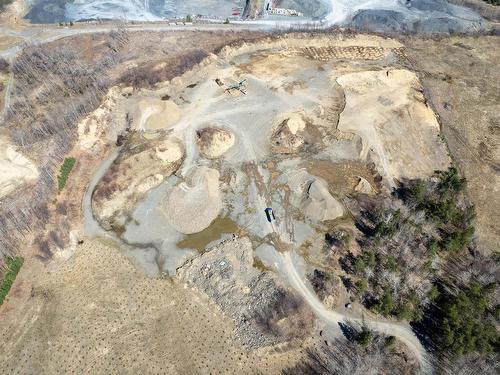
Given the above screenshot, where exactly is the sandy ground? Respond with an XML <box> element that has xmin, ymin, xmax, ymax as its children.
<box><xmin>0</xmin><ymin>135</ymin><xmax>38</xmax><ymax>198</ymax></box>
<box><xmin>92</xmin><ymin>135</ymin><xmax>184</xmax><ymax>231</ymax></box>
<box><xmin>81</xmin><ymin>34</ymin><xmax>447</xmax><ymax>369</ymax></box>
<box><xmin>337</xmin><ymin>68</ymin><xmax>450</xmax><ymax>186</ymax></box>
<box><xmin>0</xmin><ymin>31</ymin><xmax>470</xmax><ymax>374</ymax></box>
<box><xmin>132</xmin><ymin>97</ymin><xmax>181</xmax><ymax>131</ymax></box>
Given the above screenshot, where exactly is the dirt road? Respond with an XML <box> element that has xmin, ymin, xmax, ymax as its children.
<box><xmin>247</xmin><ymin>163</ymin><xmax>431</xmax><ymax>373</ymax></box>
<box><xmin>0</xmin><ymin>19</ymin><xmax>305</xmax><ymax>60</ymax></box>
<box><xmin>240</xmin><ymin>130</ymin><xmax>431</xmax><ymax>373</ymax></box>
<box><xmin>280</xmin><ymin>251</ymin><xmax>431</xmax><ymax>373</ymax></box>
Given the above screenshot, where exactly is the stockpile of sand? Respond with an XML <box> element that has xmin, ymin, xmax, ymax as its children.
<box><xmin>196</xmin><ymin>127</ymin><xmax>235</xmax><ymax>159</ymax></box>
<box><xmin>271</xmin><ymin>113</ymin><xmax>307</xmax><ymax>154</ymax></box>
<box><xmin>0</xmin><ymin>137</ymin><xmax>38</xmax><ymax>198</ymax></box>
<box><xmin>132</xmin><ymin>98</ymin><xmax>181</xmax><ymax>131</ymax></box>
<box><xmin>355</xmin><ymin>176</ymin><xmax>376</xmax><ymax>195</ymax></box>
<box><xmin>301</xmin><ymin>179</ymin><xmax>344</xmax><ymax>222</ymax></box>
<box><xmin>164</xmin><ymin>166</ymin><xmax>221</xmax><ymax>234</ymax></box>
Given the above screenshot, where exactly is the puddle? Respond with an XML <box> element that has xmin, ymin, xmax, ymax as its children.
<box><xmin>252</xmin><ymin>256</ymin><xmax>272</xmax><ymax>272</ymax></box>
<box><xmin>176</xmin><ymin>217</ymin><xmax>239</xmax><ymax>253</ymax></box>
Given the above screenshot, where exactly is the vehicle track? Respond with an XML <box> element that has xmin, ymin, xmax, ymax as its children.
<box><xmin>245</xmin><ymin>141</ymin><xmax>431</xmax><ymax>374</ymax></box>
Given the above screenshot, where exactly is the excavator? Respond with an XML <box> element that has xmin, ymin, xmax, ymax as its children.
<box><xmin>215</xmin><ymin>78</ymin><xmax>247</xmax><ymax>95</ymax></box>
<box><xmin>224</xmin><ymin>79</ymin><xmax>247</xmax><ymax>95</ymax></box>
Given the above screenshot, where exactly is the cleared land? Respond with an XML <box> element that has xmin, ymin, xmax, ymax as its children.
<box><xmin>0</xmin><ymin>238</ymin><xmax>302</xmax><ymax>374</ymax></box>
<box><xmin>0</xmin><ymin>30</ymin><xmax>498</xmax><ymax>374</ymax></box>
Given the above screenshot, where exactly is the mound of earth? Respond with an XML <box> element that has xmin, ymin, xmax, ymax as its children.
<box><xmin>0</xmin><ymin>138</ymin><xmax>39</xmax><ymax>198</ymax></box>
<box><xmin>92</xmin><ymin>136</ymin><xmax>184</xmax><ymax>231</ymax></box>
<box><xmin>277</xmin><ymin>0</ymin><xmax>331</xmax><ymax>18</ymax></box>
<box><xmin>132</xmin><ymin>98</ymin><xmax>181</xmax><ymax>131</ymax></box>
<box><xmin>301</xmin><ymin>178</ymin><xmax>344</xmax><ymax>221</ymax></box>
<box><xmin>177</xmin><ymin>237</ymin><xmax>315</xmax><ymax>348</ymax></box>
<box><xmin>196</xmin><ymin>127</ymin><xmax>235</xmax><ymax>159</ymax></box>
<box><xmin>346</xmin><ymin>0</ymin><xmax>487</xmax><ymax>34</ymax></box>
<box><xmin>336</xmin><ymin>69</ymin><xmax>450</xmax><ymax>185</ymax></box>
<box><xmin>354</xmin><ymin>176</ymin><xmax>376</xmax><ymax>195</ymax></box>
<box><xmin>164</xmin><ymin>166</ymin><xmax>221</xmax><ymax>234</ymax></box>
<box><xmin>271</xmin><ymin>113</ymin><xmax>307</xmax><ymax>154</ymax></box>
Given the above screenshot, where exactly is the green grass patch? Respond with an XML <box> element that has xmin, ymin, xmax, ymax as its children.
<box><xmin>57</xmin><ymin>157</ymin><xmax>76</xmax><ymax>191</ymax></box>
<box><xmin>0</xmin><ymin>256</ymin><xmax>24</xmax><ymax>306</ymax></box>
<box><xmin>384</xmin><ymin>335</ymin><xmax>397</xmax><ymax>350</ymax></box>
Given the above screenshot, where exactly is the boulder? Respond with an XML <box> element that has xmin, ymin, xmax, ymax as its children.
<box><xmin>301</xmin><ymin>179</ymin><xmax>343</xmax><ymax>221</ymax></box>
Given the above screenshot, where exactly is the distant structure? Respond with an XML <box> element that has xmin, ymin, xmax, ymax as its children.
<box><xmin>265</xmin><ymin>1</ymin><xmax>303</xmax><ymax>17</ymax></box>
<box><xmin>268</xmin><ymin>8</ymin><xmax>303</xmax><ymax>17</ymax></box>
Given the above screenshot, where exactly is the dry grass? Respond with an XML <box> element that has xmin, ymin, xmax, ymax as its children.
<box><xmin>402</xmin><ymin>34</ymin><xmax>500</xmax><ymax>254</ymax></box>
<box><xmin>0</xmin><ymin>238</ymin><xmax>302</xmax><ymax>374</ymax></box>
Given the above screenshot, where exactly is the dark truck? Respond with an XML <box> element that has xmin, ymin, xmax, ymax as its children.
<box><xmin>264</xmin><ymin>207</ymin><xmax>276</xmax><ymax>223</ymax></box>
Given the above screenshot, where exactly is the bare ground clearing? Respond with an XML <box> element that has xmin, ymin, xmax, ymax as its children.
<box><xmin>1</xmin><ymin>30</ymin><xmax>498</xmax><ymax>374</ymax></box>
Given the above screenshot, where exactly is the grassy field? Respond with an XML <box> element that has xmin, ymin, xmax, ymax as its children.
<box><xmin>0</xmin><ymin>256</ymin><xmax>24</xmax><ymax>306</ymax></box>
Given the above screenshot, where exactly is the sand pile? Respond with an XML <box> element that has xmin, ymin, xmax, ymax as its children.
<box><xmin>196</xmin><ymin>127</ymin><xmax>235</xmax><ymax>159</ymax></box>
<box><xmin>132</xmin><ymin>98</ymin><xmax>181</xmax><ymax>131</ymax></box>
<box><xmin>336</xmin><ymin>69</ymin><xmax>449</xmax><ymax>185</ymax></box>
<box><xmin>301</xmin><ymin>179</ymin><xmax>344</xmax><ymax>222</ymax></box>
<box><xmin>271</xmin><ymin>113</ymin><xmax>307</xmax><ymax>154</ymax></box>
<box><xmin>355</xmin><ymin>176</ymin><xmax>376</xmax><ymax>195</ymax></box>
<box><xmin>92</xmin><ymin>136</ymin><xmax>184</xmax><ymax>231</ymax></box>
<box><xmin>0</xmin><ymin>138</ymin><xmax>38</xmax><ymax>198</ymax></box>
<box><xmin>164</xmin><ymin>166</ymin><xmax>221</xmax><ymax>234</ymax></box>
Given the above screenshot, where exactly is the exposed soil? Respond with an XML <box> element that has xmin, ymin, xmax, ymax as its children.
<box><xmin>196</xmin><ymin>126</ymin><xmax>236</xmax><ymax>159</ymax></box>
<box><xmin>0</xmin><ymin>135</ymin><xmax>38</xmax><ymax>198</ymax></box>
<box><xmin>305</xmin><ymin>160</ymin><xmax>378</xmax><ymax>195</ymax></box>
<box><xmin>92</xmin><ymin>135</ymin><xmax>184</xmax><ymax>232</ymax></box>
<box><xmin>2</xmin><ymin>30</ymin><xmax>494</xmax><ymax>374</ymax></box>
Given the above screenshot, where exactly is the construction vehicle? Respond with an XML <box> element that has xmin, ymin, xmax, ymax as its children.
<box><xmin>224</xmin><ymin>79</ymin><xmax>247</xmax><ymax>95</ymax></box>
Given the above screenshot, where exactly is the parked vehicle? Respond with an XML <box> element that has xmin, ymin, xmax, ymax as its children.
<box><xmin>264</xmin><ymin>207</ymin><xmax>276</xmax><ymax>223</ymax></box>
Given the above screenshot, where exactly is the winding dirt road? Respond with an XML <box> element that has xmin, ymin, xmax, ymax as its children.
<box><xmin>239</xmin><ymin>145</ymin><xmax>431</xmax><ymax>372</ymax></box>
<box><xmin>280</xmin><ymin>252</ymin><xmax>431</xmax><ymax>373</ymax></box>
